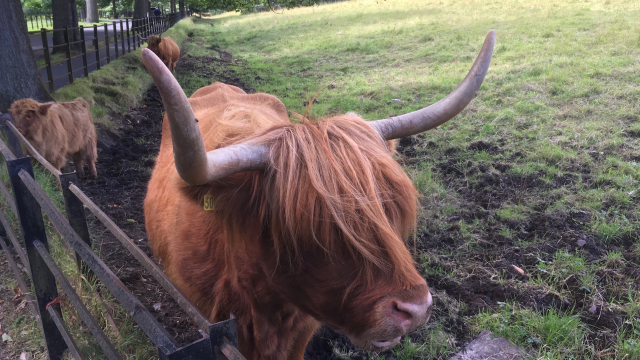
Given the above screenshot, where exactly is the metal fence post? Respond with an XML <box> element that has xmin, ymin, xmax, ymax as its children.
<box><xmin>120</xmin><ymin>20</ymin><xmax>125</xmax><ymax>55</ymax></box>
<box><xmin>113</xmin><ymin>22</ymin><xmax>119</xmax><ymax>59</ymax></box>
<box><xmin>80</xmin><ymin>25</ymin><xmax>89</xmax><ymax>77</ymax></box>
<box><xmin>93</xmin><ymin>24</ymin><xmax>101</xmax><ymax>70</ymax></box>
<box><xmin>41</xmin><ymin>29</ymin><xmax>55</xmax><ymax>92</ymax></box>
<box><xmin>7</xmin><ymin>157</ymin><xmax>67</xmax><ymax>360</ymax></box>
<box><xmin>63</xmin><ymin>27</ymin><xmax>74</xmax><ymax>84</ymax></box>
<box><xmin>104</xmin><ymin>23</ymin><xmax>111</xmax><ymax>64</ymax></box>
<box><xmin>59</xmin><ymin>173</ymin><xmax>95</xmax><ymax>280</ymax></box>
<box><xmin>209</xmin><ymin>319</ymin><xmax>239</xmax><ymax>359</ymax></box>
<box><xmin>126</xmin><ymin>18</ymin><xmax>132</xmax><ymax>51</ymax></box>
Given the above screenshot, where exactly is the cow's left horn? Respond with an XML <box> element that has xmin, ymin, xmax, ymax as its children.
<box><xmin>370</xmin><ymin>30</ymin><xmax>495</xmax><ymax>140</ymax></box>
<box><xmin>141</xmin><ymin>48</ymin><xmax>268</xmax><ymax>185</ymax></box>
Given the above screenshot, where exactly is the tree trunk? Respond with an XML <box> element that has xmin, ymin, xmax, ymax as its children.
<box><xmin>179</xmin><ymin>0</ymin><xmax>184</xmax><ymax>17</ymax></box>
<box><xmin>170</xmin><ymin>0</ymin><xmax>176</xmax><ymax>14</ymax></box>
<box><xmin>134</xmin><ymin>0</ymin><xmax>148</xmax><ymax>19</ymax></box>
<box><xmin>112</xmin><ymin>0</ymin><xmax>118</xmax><ymax>19</ymax></box>
<box><xmin>52</xmin><ymin>0</ymin><xmax>80</xmax><ymax>52</ymax></box>
<box><xmin>0</xmin><ymin>0</ymin><xmax>52</xmax><ymax>112</ymax></box>
<box><xmin>86</xmin><ymin>0</ymin><xmax>99</xmax><ymax>23</ymax></box>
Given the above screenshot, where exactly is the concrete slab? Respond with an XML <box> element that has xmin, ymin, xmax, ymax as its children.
<box><xmin>450</xmin><ymin>331</ymin><xmax>529</xmax><ymax>360</ymax></box>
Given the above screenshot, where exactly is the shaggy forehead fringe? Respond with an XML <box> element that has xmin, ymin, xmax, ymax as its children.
<box><xmin>261</xmin><ymin>115</ymin><xmax>419</xmax><ymax>279</ymax></box>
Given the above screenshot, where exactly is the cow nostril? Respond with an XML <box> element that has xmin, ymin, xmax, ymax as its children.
<box><xmin>388</xmin><ymin>300</ymin><xmax>414</xmax><ymax>328</ymax></box>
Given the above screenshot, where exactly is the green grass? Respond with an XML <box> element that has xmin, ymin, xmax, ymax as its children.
<box><xmin>473</xmin><ymin>303</ymin><xmax>589</xmax><ymax>359</ymax></box>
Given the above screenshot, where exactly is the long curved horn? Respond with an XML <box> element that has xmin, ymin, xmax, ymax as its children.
<box><xmin>370</xmin><ymin>30</ymin><xmax>495</xmax><ymax>140</ymax></box>
<box><xmin>140</xmin><ymin>48</ymin><xmax>268</xmax><ymax>185</ymax></box>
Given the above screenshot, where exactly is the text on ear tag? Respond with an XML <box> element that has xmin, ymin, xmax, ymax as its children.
<box><xmin>204</xmin><ymin>194</ymin><xmax>215</xmax><ymax>211</ymax></box>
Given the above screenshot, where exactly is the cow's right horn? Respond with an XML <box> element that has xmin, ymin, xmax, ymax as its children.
<box><xmin>138</xmin><ymin>34</ymin><xmax>148</xmax><ymax>41</ymax></box>
<box><xmin>370</xmin><ymin>30</ymin><xmax>495</xmax><ymax>140</ymax></box>
<box><xmin>140</xmin><ymin>48</ymin><xmax>268</xmax><ymax>185</ymax></box>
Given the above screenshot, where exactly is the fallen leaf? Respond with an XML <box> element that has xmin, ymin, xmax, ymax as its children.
<box><xmin>20</xmin><ymin>352</ymin><xmax>29</xmax><ymax>360</ymax></box>
<box><xmin>2</xmin><ymin>333</ymin><xmax>12</xmax><ymax>342</ymax></box>
<box><xmin>13</xmin><ymin>286</ymin><xmax>23</xmax><ymax>297</ymax></box>
<box><xmin>577</xmin><ymin>239</ymin><xmax>586</xmax><ymax>247</ymax></box>
<box><xmin>588</xmin><ymin>304</ymin><xmax>597</xmax><ymax>314</ymax></box>
<box><xmin>16</xmin><ymin>300</ymin><xmax>26</xmax><ymax>311</ymax></box>
<box><xmin>152</xmin><ymin>303</ymin><xmax>162</xmax><ymax>311</ymax></box>
<box><xmin>512</xmin><ymin>265</ymin><xmax>525</xmax><ymax>275</ymax></box>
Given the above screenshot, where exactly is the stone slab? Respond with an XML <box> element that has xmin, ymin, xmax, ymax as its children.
<box><xmin>449</xmin><ymin>330</ymin><xmax>528</xmax><ymax>360</ymax></box>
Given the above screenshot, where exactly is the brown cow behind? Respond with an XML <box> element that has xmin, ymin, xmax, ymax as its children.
<box><xmin>142</xmin><ymin>30</ymin><xmax>494</xmax><ymax>360</ymax></box>
<box><xmin>9</xmin><ymin>98</ymin><xmax>97</xmax><ymax>178</ymax></box>
<box><xmin>146</xmin><ymin>35</ymin><xmax>180</xmax><ymax>72</ymax></box>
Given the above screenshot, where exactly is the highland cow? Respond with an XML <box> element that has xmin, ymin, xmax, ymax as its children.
<box><xmin>9</xmin><ymin>98</ymin><xmax>97</xmax><ymax>178</ymax></box>
<box><xmin>146</xmin><ymin>35</ymin><xmax>180</xmax><ymax>72</ymax></box>
<box><xmin>142</xmin><ymin>31</ymin><xmax>494</xmax><ymax>360</ymax></box>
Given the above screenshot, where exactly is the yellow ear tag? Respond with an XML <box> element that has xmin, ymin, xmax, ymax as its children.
<box><xmin>204</xmin><ymin>194</ymin><xmax>215</xmax><ymax>211</ymax></box>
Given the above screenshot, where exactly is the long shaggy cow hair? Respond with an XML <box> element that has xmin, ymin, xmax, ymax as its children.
<box><xmin>146</xmin><ymin>83</ymin><xmax>427</xmax><ymax>359</ymax></box>
<box><xmin>9</xmin><ymin>98</ymin><xmax>98</xmax><ymax>178</ymax></box>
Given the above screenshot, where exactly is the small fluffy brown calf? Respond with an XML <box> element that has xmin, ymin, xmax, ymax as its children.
<box><xmin>9</xmin><ymin>98</ymin><xmax>98</xmax><ymax>178</ymax></box>
<box><xmin>146</xmin><ymin>35</ymin><xmax>180</xmax><ymax>72</ymax></box>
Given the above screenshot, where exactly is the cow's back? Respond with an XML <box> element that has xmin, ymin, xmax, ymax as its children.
<box><xmin>56</xmin><ymin>98</ymin><xmax>96</xmax><ymax>154</ymax></box>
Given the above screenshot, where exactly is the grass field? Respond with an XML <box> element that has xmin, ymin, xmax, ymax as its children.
<box><xmin>177</xmin><ymin>0</ymin><xmax>640</xmax><ymax>358</ymax></box>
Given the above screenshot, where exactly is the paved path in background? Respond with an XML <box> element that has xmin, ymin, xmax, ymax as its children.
<box><xmin>29</xmin><ymin>19</ymin><xmax>166</xmax><ymax>90</ymax></box>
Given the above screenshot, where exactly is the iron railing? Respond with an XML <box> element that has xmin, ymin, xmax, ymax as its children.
<box><xmin>30</xmin><ymin>12</ymin><xmax>183</xmax><ymax>92</ymax></box>
<box><xmin>0</xmin><ymin>112</ymin><xmax>245</xmax><ymax>359</ymax></box>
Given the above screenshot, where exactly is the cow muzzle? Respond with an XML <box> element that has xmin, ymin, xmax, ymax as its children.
<box><xmin>351</xmin><ymin>285</ymin><xmax>433</xmax><ymax>352</ymax></box>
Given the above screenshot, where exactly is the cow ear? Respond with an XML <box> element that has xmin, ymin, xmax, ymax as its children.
<box><xmin>38</xmin><ymin>103</ymin><xmax>53</xmax><ymax>116</ymax></box>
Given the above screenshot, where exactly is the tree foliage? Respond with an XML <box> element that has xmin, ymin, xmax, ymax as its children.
<box><xmin>189</xmin><ymin>0</ymin><xmax>322</xmax><ymax>12</ymax></box>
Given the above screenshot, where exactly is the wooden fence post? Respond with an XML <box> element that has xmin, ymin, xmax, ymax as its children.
<box><xmin>0</xmin><ymin>115</ymin><xmax>24</xmax><ymax>158</ymax></box>
<box><xmin>93</xmin><ymin>24</ymin><xmax>101</xmax><ymax>70</ymax></box>
<box><xmin>63</xmin><ymin>27</ymin><xmax>74</xmax><ymax>84</ymax></box>
<box><xmin>7</xmin><ymin>157</ymin><xmax>67</xmax><ymax>360</ymax></box>
<box><xmin>59</xmin><ymin>173</ymin><xmax>95</xmax><ymax>281</ymax></box>
<box><xmin>80</xmin><ymin>25</ymin><xmax>89</xmax><ymax>77</ymax></box>
<box><xmin>41</xmin><ymin>29</ymin><xmax>55</xmax><ymax>92</ymax></box>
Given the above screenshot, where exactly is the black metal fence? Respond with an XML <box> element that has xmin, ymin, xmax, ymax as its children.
<box><xmin>0</xmin><ymin>113</ymin><xmax>245</xmax><ymax>359</ymax></box>
<box><xmin>25</xmin><ymin>8</ymin><xmax>135</xmax><ymax>25</ymax></box>
<box><xmin>30</xmin><ymin>12</ymin><xmax>183</xmax><ymax>92</ymax></box>
<box><xmin>25</xmin><ymin>14</ymin><xmax>53</xmax><ymax>29</ymax></box>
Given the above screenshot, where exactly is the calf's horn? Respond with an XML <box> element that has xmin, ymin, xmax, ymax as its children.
<box><xmin>370</xmin><ymin>30</ymin><xmax>495</xmax><ymax>140</ymax></box>
<box><xmin>140</xmin><ymin>48</ymin><xmax>268</xmax><ymax>185</ymax></box>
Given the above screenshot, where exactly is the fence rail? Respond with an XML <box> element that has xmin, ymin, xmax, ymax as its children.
<box><xmin>0</xmin><ymin>111</ymin><xmax>246</xmax><ymax>359</ymax></box>
<box><xmin>30</xmin><ymin>12</ymin><xmax>186</xmax><ymax>92</ymax></box>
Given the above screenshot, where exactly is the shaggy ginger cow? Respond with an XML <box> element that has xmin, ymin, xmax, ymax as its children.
<box><xmin>143</xmin><ymin>31</ymin><xmax>494</xmax><ymax>359</ymax></box>
<box><xmin>146</xmin><ymin>35</ymin><xmax>180</xmax><ymax>72</ymax></box>
<box><xmin>9</xmin><ymin>98</ymin><xmax>97</xmax><ymax>178</ymax></box>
